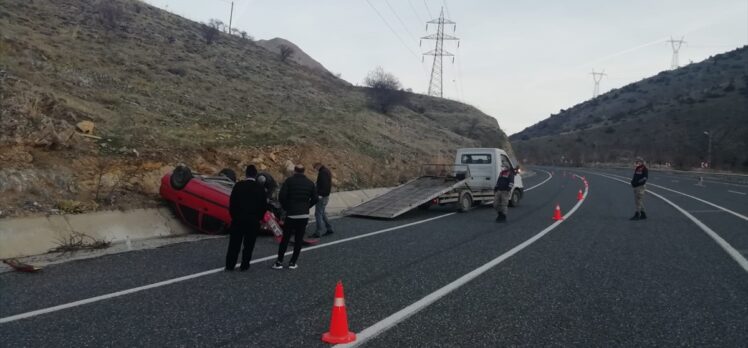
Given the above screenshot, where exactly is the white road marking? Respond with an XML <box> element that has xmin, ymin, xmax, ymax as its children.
<box><xmin>0</xmin><ymin>214</ymin><xmax>453</xmax><ymax>324</ymax></box>
<box><xmin>594</xmin><ymin>173</ymin><xmax>748</xmax><ymax>273</ymax></box>
<box><xmin>0</xmin><ymin>172</ymin><xmax>559</xmax><ymax>325</ymax></box>
<box><xmin>335</xmin><ymin>175</ymin><xmax>588</xmax><ymax>347</ymax></box>
<box><xmin>688</xmin><ymin>210</ymin><xmax>727</xmax><ymax>214</ymax></box>
<box><xmin>601</xmin><ymin>172</ymin><xmax>748</xmax><ymax>222</ymax></box>
<box><xmin>728</xmin><ymin>190</ymin><xmax>746</xmax><ymax>196</ymax></box>
<box><xmin>525</xmin><ymin>169</ymin><xmax>553</xmax><ymax>191</ymax></box>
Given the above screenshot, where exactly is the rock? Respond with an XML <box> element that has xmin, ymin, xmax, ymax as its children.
<box><xmin>76</xmin><ymin>121</ymin><xmax>95</xmax><ymax>134</ymax></box>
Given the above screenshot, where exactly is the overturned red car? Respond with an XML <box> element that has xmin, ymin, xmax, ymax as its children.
<box><xmin>159</xmin><ymin>165</ymin><xmax>317</xmax><ymax>245</ymax></box>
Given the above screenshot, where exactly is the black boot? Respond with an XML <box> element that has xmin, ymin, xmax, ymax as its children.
<box><xmin>495</xmin><ymin>213</ymin><xmax>507</xmax><ymax>223</ymax></box>
<box><xmin>630</xmin><ymin>212</ymin><xmax>640</xmax><ymax>220</ymax></box>
<box><xmin>639</xmin><ymin>211</ymin><xmax>647</xmax><ymax>220</ymax></box>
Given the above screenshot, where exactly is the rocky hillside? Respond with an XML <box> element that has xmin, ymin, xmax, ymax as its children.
<box><xmin>255</xmin><ymin>38</ymin><xmax>332</xmax><ymax>75</ymax></box>
<box><xmin>0</xmin><ymin>0</ymin><xmax>511</xmax><ymax>217</ymax></box>
<box><xmin>511</xmin><ymin>46</ymin><xmax>748</xmax><ymax>170</ymax></box>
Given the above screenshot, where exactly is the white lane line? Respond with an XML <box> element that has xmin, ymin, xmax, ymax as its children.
<box><xmin>0</xmin><ymin>214</ymin><xmax>455</xmax><ymax>324</ymax></box>
<box><xmin>335</xmin><ymin>175</ymin><xmax>588</xmax><ymax>347</ymax></box>
<box><xmin>1</xmin><ymin>171</ymin><xmax>558</xmax><ymax>324</ymax></box>
<box><xmin>594</xmin><ymin>173</ymin><xmax>748</xmax><ymax>273</ymax></box>
<box><xmin>689</xmin><ymin>210</ymin><xmax>727</xmax><ymax>214</ymax></box>
<box><xmin>599</xmin><ymin>172</ymin><xmax>748</xmax><ymax>222</ymax></box>
<box><xmin>525</xmin><ymin>169</ymin><xmax>553</xmax><ymax>191</ymax></box>
<box><xmin>728</xmin><ymin>190</ymin><xmax>746</xmax><ymax>196</ymax></box>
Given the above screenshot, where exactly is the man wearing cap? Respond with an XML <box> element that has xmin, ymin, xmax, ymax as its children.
<box><xmin>225</xmin><ymin>165</ymin><xmax>268</xmax><ymax>271</ymax></box>
<box><xmin>630</xmin><ymin>157</ymin><xmax>648</xmax><ymax>220</ymax></box>
<box><xmin>273</xmin><ymin>164</ymin><xmax>318</xmax><ymax>270</ymax></box>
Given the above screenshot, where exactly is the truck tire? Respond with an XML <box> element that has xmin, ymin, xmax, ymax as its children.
<box><xmin>508</xmin><ymin>190</ymin><xmax>521</xmax><ymax>207</ymax></box>
<box><xmin>170</xmin><ymin>165</ymin><xmax>193</xmax><ymax>190</ymax></box>
<box><xmin>457</xmin><ymin>191</ymin><xmax>473</xmax><ymax>213</ymax></box>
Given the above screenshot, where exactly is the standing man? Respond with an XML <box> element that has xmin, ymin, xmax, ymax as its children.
<box><xmin>310</xmin><ymin>162</ymin><xmax>334</xmax><ymax>238</ymax></box>
<box><xmin>273</xmin><ymin>164</ymin><xmax>318</xmax><ymax>270</ymax></box>
<box><xmin>630</xmin><ymin>157</ymin><xmax>648</xmax><ymax>220</ymax></box>
<box><xmin>225</xmin><ymin>165</ymin><xmax>268</xmax><ymax>271</ymax></box>
<box><xmin>493</xmin><ymin>161</ymin><xmax>515</xmax><ymax>223</ymax></box>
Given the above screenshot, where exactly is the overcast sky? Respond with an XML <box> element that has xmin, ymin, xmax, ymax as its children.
<box><xmin>144</xmin><ymin>0</ymin><xmax>748</xmax><ymax>135</ymax></box>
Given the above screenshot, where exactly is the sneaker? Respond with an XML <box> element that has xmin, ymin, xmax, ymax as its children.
<box><xmin>271</xmin><ymin>261</ymin><xmax>283</xmax><ymax>270</ymax></box>
<box><xmin>323</xmin><ymin>230</ymin><xmax>334</xmax><ymax>236</ymax></box>
<box><xmin>309</xmin><ymin>233</ymin><xmax>321</xmax><ymax>238</ymax></box>
<box><xmin>288</xmin><ymin>262</ymin><xmax>298</xmax><ymax>270</ymax></box>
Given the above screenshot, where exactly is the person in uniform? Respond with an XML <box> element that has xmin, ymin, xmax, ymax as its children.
<box><xmin>494</xmin><ymin>161</ymin><xmax>515</xmax><ymax>223</ymax></box>
<box><xmin>630</xmin><ymin>157</ymin><xmax>648</xmax><ymax>220</ymax></box>
<box><xmin>225</xmin><ymin>165</ymin><xmax>268</xmax><ymax>271</ymax></box>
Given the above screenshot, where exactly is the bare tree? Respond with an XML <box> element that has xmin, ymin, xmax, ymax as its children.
<box><xmin>279</xmin><ymin>45</ymin><xmax>295</xmax><ymax>63</ymax></box>
<box><xmin>201</xmin><ymin>19</ymin><xmax>222</xmax><ymax>45</ymax></box>
<box><xmin>364</xmin><ymin>66</ymin><xmax>406</xmax><ymax>114</ymax></box>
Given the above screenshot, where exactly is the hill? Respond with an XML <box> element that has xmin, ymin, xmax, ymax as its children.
<box><xmin>510</xmin><ymin>46</ymin><xmax>748</xmax><ymax>171</ymax></box>
<box><xmin>0</xmin><ymin>0</ymin><xmax>511</xmax><ymax>217</ymax></box>
<box><xmin>255</xmin><ymin>38</ymin><xmax>333</xmax><ymax>75</ymax></box>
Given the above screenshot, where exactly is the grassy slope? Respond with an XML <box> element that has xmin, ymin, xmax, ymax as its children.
<box><xmin>510</xmin><ymin>47</ymin><xmax>748</xmax><ymax>170</ymax></box>
<box><xmin>0</xmin><ymin>0</ymin><xmax>511</xmax><ymax>216</ymax></box>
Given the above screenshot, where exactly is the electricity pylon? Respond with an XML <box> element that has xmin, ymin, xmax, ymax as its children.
<box><xmin>421</xmin><ymin>7</ymin><xmax>459</xmax><ymax>98</ymax></box>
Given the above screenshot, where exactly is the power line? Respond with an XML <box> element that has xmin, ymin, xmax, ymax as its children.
<box><xmin>423</xmin><ymin>0</ymin><xmax>433</xmax><ymax>19</ymax></box>
<box><xmin>384</xmin><ymin>0</ymin><xmax>419</xmax><ymax>43</ymax></box>
<box><xmin>365</xmin><ymin>0</ymin><xmax>420</xmax><ymax>59</ymax></box>
<box><xmin>407</xmin><ymin>0</ymin><xmax>423</xmax><ymax>24</ymax></box>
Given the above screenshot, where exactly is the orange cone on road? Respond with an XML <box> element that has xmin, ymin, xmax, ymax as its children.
<box><xmin>552</xmin><ymin>204</ymin><xmax>564</xmax><ymax>221</ymax></box>
<box><xmin>322</xmin><ymin>281</ymin><xmax>356</xmax><ymax>344</ymax></box>
<box><xmin>577</xmin><ymin>189</ymin><xmax>584</xmax><ymax>201</ymax></box>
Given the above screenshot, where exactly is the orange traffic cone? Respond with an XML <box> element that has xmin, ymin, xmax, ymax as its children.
<box><xmin>552</xmin><ymin>204</ymin><xmax>564</xmax><ymax>220</ymax></box>
<box><xmin>577</xmin><ymin>189</ymin><xmax>584</xmax><ymax>201</ymax></box>
<box><xmin>322</xmin><ymin>281</ymin><xmax>356</xmax><ymax>344</ymax></box>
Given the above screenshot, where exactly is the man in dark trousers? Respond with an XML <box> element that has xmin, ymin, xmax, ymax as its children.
<box><xmin>225</xmin><ymin>165</ymin><xmax>268</xmax><ymax>271</ymax></box>
<box><xmin>273</xmin><ymin>164</ymin><xmax>318</xmax><ymax>270</ymax></box>
<box><xmin>494</xmin><ymin>161</ymin><xmax>515</xmax><ymax>223</ymax></box>
<box><xmin>630</xmin><ymin>157</ymin><xmax>649</xmax><ymax>220</ymax></box>
<box><xmin>310</xmin><ymin>162</ymin><xmax>334</xmax><ymax>238</ymax></box>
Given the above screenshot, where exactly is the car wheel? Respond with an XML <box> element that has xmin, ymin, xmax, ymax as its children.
<box><xmin>457</xmin><ymin>191</ymin><xmax>472</xmax><ymax>212</ymax></box>
<box><xmin>170</xmin><ymin>165</ymin><xmax>193</xmax><ymax>190</ymax></box>
<box><xmin>509</xmin><ymin>190</ymin><xmax>520</xmax><ymax>207</ymax></box>
<box><xmin>218</xmin><ymin>168</ymin><xmax>237</xmax><ymax>182</ymax></box>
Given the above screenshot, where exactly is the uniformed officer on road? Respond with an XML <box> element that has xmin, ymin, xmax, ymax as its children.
<box><xmin>494</xmin><ymin>160</ymin><xmax>515</xmax><ymax>223</ymax></box>
<box><xmin>630</xmin><ymin>157</ymin><xmax>648</xmax><ymax>220</ymax></box>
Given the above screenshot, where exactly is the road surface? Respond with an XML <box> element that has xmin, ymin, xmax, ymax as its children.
<box><xmin>1</xmin><ymin>167</ymin><xmax>746</xmax><ymax>347</ymax></box>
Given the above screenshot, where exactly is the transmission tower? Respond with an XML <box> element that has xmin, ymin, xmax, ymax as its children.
<box><xmin>591</xmin><ymin>70</ymin><xmax>606</xmax><ymax>98</ymax></box>
<box><xmin>421</xmin><ymin>7</ymin><xmax>459</xmax><ymax>98</ymax></box>
<box><xmin>667</xmin><ymin>36</ymin><xmax>686</xmax><ymax>69</ymax></box>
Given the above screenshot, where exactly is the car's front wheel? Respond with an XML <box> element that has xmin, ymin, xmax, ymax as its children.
<box><xmin>170</xmin><ymin>165</ymin><xmax>193</xmax><ymax>190</ymax></box>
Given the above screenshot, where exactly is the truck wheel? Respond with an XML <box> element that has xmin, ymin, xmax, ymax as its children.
<box><xmin>509</xmin><ymin>190</ymin><xmax>520</xmax><ymax>207</ymax></box>
<box><xmin>170</xmin><ymin>165</ymin><xmax>193</xmax><ymax>190</ymax></box>
<box><xmin>457</xmin><ymin>191</ymin><xmax>473</xmax><ymax>212</ymax></box>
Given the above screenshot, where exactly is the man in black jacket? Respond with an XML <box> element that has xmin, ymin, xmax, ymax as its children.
<box><xmin>273</xmin><ymin>164</ymin><xmax>318</xmax><ymax>270</ymax></box>
<box><xmin>493</xmin><ymin>162</ymin><xmax>515</xmax><ymax>223</ymax></box>
<box><xmin>225</xmin><ymin>165</ymin><xmax>268</xmax><ymax>271</ymax></box>
<box><xmin>310</xmin><ymin>162</ymin><xmax>334</xmax><ymax>238</ymax></box>
<box><xmin>630</xmin><ymin>157</ymin><xmax>649</xmax><ymax>220</ymax></box>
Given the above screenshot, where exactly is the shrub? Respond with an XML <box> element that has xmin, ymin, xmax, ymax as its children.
<box><xmin>166</xmin><ymin>67</ymin><xmax>187</xmax><ymax>77</ymax></box>
<box><xmin>202</xmin><ymin>19</ymin><xmax>222</xmax><ymax>45</ymax></box>
<box><xmin>279</xmin><ymin>45</ymin><xmax>295</xmax><ymax>63</ymax></box>
<box><xmin>97</xmin><ymin>1</ymin><xmax>123</xmax><ymax>31</ymax></box>
<box><xmin>363</xmin><ymin>66</ymin><xmax>406</xmax><ymax>114</ymax></box>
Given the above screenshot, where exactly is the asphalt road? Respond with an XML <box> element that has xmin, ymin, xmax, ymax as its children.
<box><xmin>1</xmin><ymin>167</ymin><xmax>746</xmax><ymax>347</ymax></box>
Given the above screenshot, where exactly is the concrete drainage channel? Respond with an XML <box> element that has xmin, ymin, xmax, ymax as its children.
<box><xmin>0</xmin><ymin>188</ymin><xmax>392</xmax><ymax>273</ymax></box>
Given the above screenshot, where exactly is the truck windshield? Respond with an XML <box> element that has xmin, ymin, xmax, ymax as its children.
<box><xmin>461</xmin><ymin>154</ymin><xmax>492</xmax><ymax>164</ymax></box>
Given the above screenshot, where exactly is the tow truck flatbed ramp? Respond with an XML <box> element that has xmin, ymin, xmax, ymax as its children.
<box><xmin>343</xmin><ymin>176</ymin><xmax>467</xmax><ymax>219</ymax></box>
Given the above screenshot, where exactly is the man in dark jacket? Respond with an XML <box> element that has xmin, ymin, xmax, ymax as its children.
<box><xmin>225</xmin><ymin>165</ymin><xmax>268</xmax><ymax>271</ymax></box>
<box><xmin>630</xmin><ymin>157</ymin><xmax>648</xmax><ymax>220</ymax></box>
<box><xmin>273</xmin><ymin>164</ymin><xmax>318</xmax><ymax>270</ymax></box>
<box><xmin>493</xmin><ymin>162</ymin><xmax>515</xmax><ymax>223</ymax></box>
<box><xmin>310</xmin><ymin>162</ymin><xmax>334</xmax><ymax>238</ymax></box>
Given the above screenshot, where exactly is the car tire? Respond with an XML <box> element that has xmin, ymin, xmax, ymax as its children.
<box><xmin>170</xmin><ymin>165</ymin><xmax>193</xmax><ymax>190</ymax></box>
<box><xmin>457</xmin><ymin>191</ymin><xmax>473</xmax><ymax>213</ymax></box>
<box><xmin>508</xmin><ymin>190</ymin><xmax>520</xmax><ymax>207</ymax></box>
<box><xmin>218</xmin><ymin>168</ymin><xmax>237</xmax><ymax>182</ymax></box>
